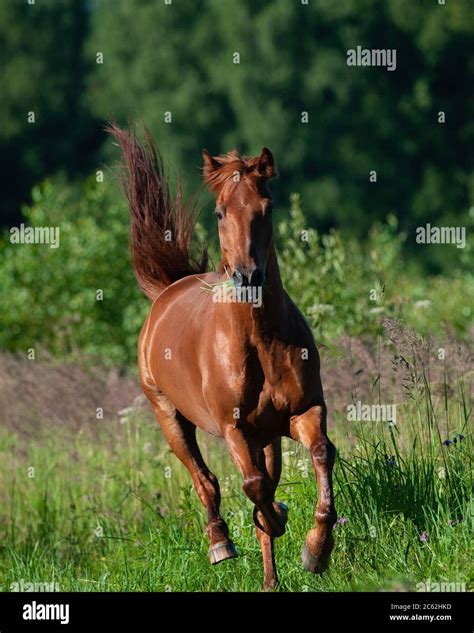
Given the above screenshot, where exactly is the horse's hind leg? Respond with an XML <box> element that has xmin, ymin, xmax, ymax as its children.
<box><xmin>255</xmin><ymin>438</ymin><xmax>286</xmax><ymax>591</ymax></box>
<box><xmin>289</xmin><ymin>404</ymin><xmax>337</xmax><ymax>574</ymax></box>
<box><xmin>147</xmin><ymin>393</ymin><xmax>236</xmax><ymax>564</ymax></box>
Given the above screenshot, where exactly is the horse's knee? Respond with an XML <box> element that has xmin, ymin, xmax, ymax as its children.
<box><xmin>290</xmin><ymin>404</ymin><xmax>326</xmax><ymax>450</ymax></box>
<box><xmin>242</xmin><ymin>472</ymin><xmax>269</xmax><ymax>505</ymax></box>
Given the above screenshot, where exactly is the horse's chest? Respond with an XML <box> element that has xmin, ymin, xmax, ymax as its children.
<box><xmin>246</xmin><ymin>343</ymin><xmax>309</xmax><ymax>417</ymax></box>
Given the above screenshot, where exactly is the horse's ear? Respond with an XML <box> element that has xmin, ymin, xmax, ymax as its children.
<box><xmin>203</xmin><ymin>150</ymin><xmax>226</xmax><ymax>192</ymax></box>
<box><xmin>257</xmin><ymin>147</ymin><xmax>276</xmax><ymax>179</ymax></box>
<box><xmin>202</xmin><ymin>149</ymin><xmax>221</xmax><ymax>174</ymax></box>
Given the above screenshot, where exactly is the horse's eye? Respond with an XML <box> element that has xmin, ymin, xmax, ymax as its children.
<box><xmin>215</xmin><ymin>205</ymin><xmax>225</xmax><ymax>220</ymax></box>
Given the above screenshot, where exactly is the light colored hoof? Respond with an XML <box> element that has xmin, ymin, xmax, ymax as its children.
<box><xmin>208</xmin><ymin>540</ymin><xmax>237</xmax><ymax>565</ymax></box>
<box><xmin>263</xmin><ymin>579</ymin><xmax>279</xmax><ymax>592</ymax></box>
<box><xmin>301</xmin><ymin>542</ymin><xmax>330</xmax><ymax>574</ymax></box>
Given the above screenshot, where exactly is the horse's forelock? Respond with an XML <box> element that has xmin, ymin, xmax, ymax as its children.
<box><xmin>203</xmin><ymin>151</ymin><xmax>262</xmax><ymax>195</ymax></box>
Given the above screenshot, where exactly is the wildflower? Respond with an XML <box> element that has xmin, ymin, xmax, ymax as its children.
<box><xmin>414</xmin><ymin>300</ymin><xmax>432</xmax><ymax>309</ymax></box>
<box><xmin>419</xmin><ymin>531</ymin><xmax>429</xmax><ymax>543</ymax></box>
<box><xmin>333</xmin><ymin>516</ymin><xmax>348</xmax><ymax>530</ymax></box>
<box><xmin>385</xmin><ymin>454</ymin><xmax>396</xmax><ymax>467</ymax></box>
<box><xmin>448</xmin><ymin>519</ymin><xmax>457</xmax><ymax>527</ymax></box>
<box><xmin>442</xmin><ymin>439</ymin><xmax>453</xmax><ymax>446</ymax></box>
<box><xmin>297</xmin><ymin>458</ymin><xmax>309</xmax><ymax>478</ymax></box>
<box><xmin>118</xmin><ymin>406</ymin><xmax>134</xmax><ymax>424</ymax></box>
<box><xmin>282</xmin><ymin>450</ymin><xmax>295</xmax><ymax>466</ymax></box>
<box><xmin>453</xmin><ymin>434</ymin><xmax>465</xmax><ymax>444</ymax></box>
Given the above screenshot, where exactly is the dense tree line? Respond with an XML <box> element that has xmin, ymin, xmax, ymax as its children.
<box><xmin>1</xmin><ymin>0</ymin><xmax>473</xmax><ymax>271</ymax></box>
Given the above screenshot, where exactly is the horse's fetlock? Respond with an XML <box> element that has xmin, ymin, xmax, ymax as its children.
<box><xmin>316</xmin><ymin>509</ymin><xmax>337</xmax><ymax>525</ymax></box>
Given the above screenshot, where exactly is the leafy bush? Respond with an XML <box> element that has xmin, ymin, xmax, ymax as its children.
<box><xmin>0</xmin><ymin>177</ymin><xmax>148</xmax><ymax>365</ymax></box>
<box><xmin>277</xmin><ymin>194</ymin><xmax>473</xmax><ymax>343</ymax></box>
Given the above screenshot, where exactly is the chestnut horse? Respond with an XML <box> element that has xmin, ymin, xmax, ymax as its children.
<box><xmin>109</xmin><ymin>125</ymin><xmax>337</xmax><ymax>590</ymax></box>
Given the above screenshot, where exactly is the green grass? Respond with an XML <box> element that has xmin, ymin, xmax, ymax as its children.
<box><xmin>0</xmin><ymin>385</ymin><xmax>472</xmax><ymax>593</ymax></box>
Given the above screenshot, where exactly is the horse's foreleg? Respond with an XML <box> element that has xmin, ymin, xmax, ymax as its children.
<box><xmin>255</xmin><ymin>438</ymin><xmax>284</xmax><ymax>590</ymax></box>
<box><xmin>289</xmin><ymin>404</ymin><xmax>337</xmax><ymax>574</ymax></box>
<box><xmin>149</xmin><ymin>396</ymin><xmax>236</xmax><ymax>564</ymax></box>
<box><xmin>224</xmin><ymin>427</ymin><xmax>287</xmax><ymax>539</ymax></box>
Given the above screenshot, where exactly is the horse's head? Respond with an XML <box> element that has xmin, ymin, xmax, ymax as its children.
<box><xmin>203</xmin><ymin>147</ymin><xmax>276</xmax><ymax>288</ymax></box>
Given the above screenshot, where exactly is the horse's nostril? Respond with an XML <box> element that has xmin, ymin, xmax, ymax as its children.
<box><xmin>233</xmin><ymin>269</ymin><xmax>261</xmax><ymax>287</ymax></box>
<box><xmin>250</xmin><ymin>268</ymin><xmax>265</xmax><ymax>287</ymax></box>
<box><xmin>232</xmin><ymin>270</ymin><xmax>244</xmax><ymax>287</ymax></box>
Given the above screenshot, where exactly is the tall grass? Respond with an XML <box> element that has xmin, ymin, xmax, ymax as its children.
<box><xmin>0</xmin><ymin>326</ymin><xmax>471</xmax><ymax>592</ymax></box>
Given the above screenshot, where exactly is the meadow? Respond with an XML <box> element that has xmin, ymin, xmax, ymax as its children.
<box><xmin>1</xmin><ymin>0</ymin><xmax>473</xmax><ymax>603</ymax></box>
<box><xmin>0</xmin><ymin>321</ymin><xmax>471</xmax><ymax>593</ymax></box>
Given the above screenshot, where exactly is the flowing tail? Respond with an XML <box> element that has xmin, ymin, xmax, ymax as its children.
<box><xmin>107</xmin><ymin>123</ymin><xmax>207</xmax><ymax>300</ymax></box>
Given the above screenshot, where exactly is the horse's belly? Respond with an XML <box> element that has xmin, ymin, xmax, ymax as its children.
<box><xmin>141</xmin><ymin>288</ymin><xmax>225</xmax><ymax>436</ymax></box>
<box><xmin>151</xmin><ymin>350</ymin><xmax>224</xmax><ymax>437</ymax></box>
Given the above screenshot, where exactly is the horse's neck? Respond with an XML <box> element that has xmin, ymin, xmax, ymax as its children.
<box><xmin>257</xmin><ymin>242</ymin><xmax>288</xmax><ymax>331</ymax></box>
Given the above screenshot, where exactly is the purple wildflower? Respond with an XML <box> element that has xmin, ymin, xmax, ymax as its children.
<box><xmin>443</xmin><ymin>439</ymin><xmax>453</xmax><ymax>446</ymax></box>
<box><xmin>419</xmin><ymin>531</ymin><xmax>429</xmax><ymax>543</ymax></box>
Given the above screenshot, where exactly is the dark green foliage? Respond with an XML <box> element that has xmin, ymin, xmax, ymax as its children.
<box><xmin>0</xmin><ymin>0</ymin><xmax>101</xmax><ymax>225</ymax></box>
<box><xmin>1</xmin><ymin>0</ymin><xmax>473</xmax><ymax>271</ymax></box>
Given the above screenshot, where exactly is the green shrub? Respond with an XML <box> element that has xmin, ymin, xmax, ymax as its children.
<box><xmin>277</xmin><ymin>194</ymin><xmax>473</xmax><ymax>343</ymax></box>
<box><xmin>0</xmin><ymin>177</ymin><xmax>148</xmax><ymax>365</ymax></box>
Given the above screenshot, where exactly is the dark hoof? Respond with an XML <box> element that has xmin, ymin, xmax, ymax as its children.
<box><xmin>277</xmin><ymin>501</ymin><xmax>288</xmax><ymax>521</ymax></box>
<box><xmin>301</xmin><ymin>542</ymin><xmax>330</xmax><ymax>574</ymax></box>
<box><xmin>208</xmin><ymin>540</ymin><xmax>237</xmax><ymax>565</ymax></box>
